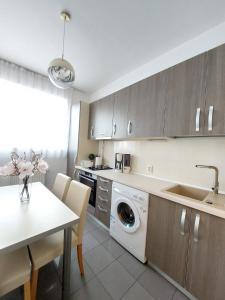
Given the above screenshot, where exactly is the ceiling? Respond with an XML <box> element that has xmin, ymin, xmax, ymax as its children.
<box><xmin>1</xmin><ymin>0</ymin><xmax>225</xmax><ymax>94</ymax></box>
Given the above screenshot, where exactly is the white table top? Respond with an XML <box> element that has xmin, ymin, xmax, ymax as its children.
<box><xmin>0</xmin><ymin>182</ymin><xmax>79</xmax><ymax>253</ymax></box>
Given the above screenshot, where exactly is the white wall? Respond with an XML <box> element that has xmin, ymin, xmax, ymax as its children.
<box><xmin>102</xmin><ymin>138</ymin><xmax>225</xmax><ymax>192</ymax></box>
<box><xmin>90</xmin><ymin>21</ymin><xmax>225</xmax><ymax>101</ymax></box>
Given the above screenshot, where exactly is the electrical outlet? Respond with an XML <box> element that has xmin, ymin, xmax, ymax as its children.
<box><xmin>147</xmin><ymin>165</ymin><xmax>154</xmax><ymax>174</ymax></box>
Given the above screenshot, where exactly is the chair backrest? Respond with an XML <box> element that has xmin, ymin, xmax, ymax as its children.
<box><xmin>52</xmin><ymin>173</ymin><xmax>72</xmax><ymax>202</ymax></box>
<box><xmin>65</xmin><ymin>180</ymin><xmax>91</xmax><ymax>244</ymax></box>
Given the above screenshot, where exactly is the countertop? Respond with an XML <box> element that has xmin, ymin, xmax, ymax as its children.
<box><xmin>75</xmin><ymin>166</ymin><xmax>225</xmax><ymax>220</ymax></box>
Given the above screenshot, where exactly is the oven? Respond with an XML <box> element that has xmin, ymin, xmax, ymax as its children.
<box><xmin>78</xmin><ymin>171</ymin><xmax>97</xmax><ymax>207</ymax></box>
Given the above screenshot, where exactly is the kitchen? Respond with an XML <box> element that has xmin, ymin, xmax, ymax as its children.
<box><xmin>74</xmin><ymin>42</ymin><xmax>225</xmax><ymax>300</ymax></box>
<box><xmin>1</xmin><ymin>1</ymin><xmax>225</xmax><ymax>300</ymax></box>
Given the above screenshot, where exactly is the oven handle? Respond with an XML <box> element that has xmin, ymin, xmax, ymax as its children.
<box><xmin>79</xmin><ymin>174</ymin><xmax>95</xmax><ymax>184</ymax></box>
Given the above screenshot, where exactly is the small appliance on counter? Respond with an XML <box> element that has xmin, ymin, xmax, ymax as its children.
<box><xmin>80</xmin><ymin>160</ymin><xmax>93</xmax><ymax>168</ymax></box>
<box><xmin>95</xmin><ymin>156</ymin><xmax>102</xmax><ymax>168</ymax></box>
<box><xmin>115</xmin><ymin>153</ymin><xmax>131</xmax><ymax>173</ymax></box>
<box><xmin>115</xmin><ymin>153</ymin><xmax>123</xmax><ymax>172</ymax></box>
<box><xmin>123</xmin><ymin>154</ymin><xmax>131</xmax><ymax>173</ymax></box>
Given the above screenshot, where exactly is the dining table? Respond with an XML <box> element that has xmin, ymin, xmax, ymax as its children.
<box><xmin>0</xmin><ymin>181</ymin><xmax>79</xmax><ymax>300</ymax></box>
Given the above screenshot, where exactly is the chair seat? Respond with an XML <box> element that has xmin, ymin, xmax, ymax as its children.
<box><xmin>29</xmin><ymin>230</ymin><xmax>78</xmax><ymax>270</ymax></box>
<box><xmin>0</xmin><ymin>247</ymin><xmax>31</xmax><ymax>297</ymax></box>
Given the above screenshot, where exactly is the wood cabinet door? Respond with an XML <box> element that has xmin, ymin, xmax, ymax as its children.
<box><xmin>147</xmin><ymin>195</ymin><xmax>190</xmax><ymax>286</ymax></box>
<box><xmin>186</xmin><ymin>210</ymin><xmax>225</xmax><ymax>300</ymax></box>
<box><xmin>164</xmin><ymin>53</ymin><xmax>207</xmax><ymax>137</ymax></box>
<box><xmin>127</xmin><ymin>72</ymin><xmax>167</xmax><ymax>138</ymax></box>
<box><xmin>89</xmin><ymin>95</ymin><xmax>114</xmax><ymax>139</ymax></box>
<box><xmin>204</xmin><ymin>44</ymin><xmax>225</xmax><ymax>135</ymax></box>
<box><xmin>112</xmin><ymin>87</ymin><xmax>129</xmax><ymax>139</ymax></box>
<box><xmin>99</xmin><ymin>95</ymin><xmax>114</xmax><ymax>138</ymax></box>
<box><xmin>89</xmin><ymin>101</ymin><xmax>98</xmax><ymax>139</ymax></box>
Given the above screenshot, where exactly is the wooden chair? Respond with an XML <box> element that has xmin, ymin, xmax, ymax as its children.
<box><xmin>0</xmin><ymin>247</ymin><xmax>31</xmax><ymax>300</ymax></box>
<box><xmin>52</xmin><ymin>173</ymin><xmax>71</xmax><ymax>202</ymax></box>
<box><xmin>29</xmin><ymin>180</ymin><xmax>91</xmax><ymax>300</ymax></box>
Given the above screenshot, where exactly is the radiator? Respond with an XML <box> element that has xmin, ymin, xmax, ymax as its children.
<box><xmin>0</xmin><ymin>173</ymin><xmax>46</xmax><ymax>187</ymax></box>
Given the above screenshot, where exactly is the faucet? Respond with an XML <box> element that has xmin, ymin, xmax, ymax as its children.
<box><xmin>195</xmin><ymin>165</ymin><xmax>219</xmax><ymax>194</ymax></box>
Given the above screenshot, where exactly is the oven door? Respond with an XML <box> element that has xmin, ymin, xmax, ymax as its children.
<box><xmin>79</xmin><ymin>174</ymin><xmax>96</xmax><ymax>207</ymax></box>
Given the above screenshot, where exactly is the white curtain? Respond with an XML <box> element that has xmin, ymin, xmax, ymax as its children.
<box><xmin>0</xmin><ymin>59</ymin><xmax>84</xmax><ymax>188</ymax></box>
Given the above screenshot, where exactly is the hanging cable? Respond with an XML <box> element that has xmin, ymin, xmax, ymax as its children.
<box><xmin>62</xmin><ymin>16</ymin><xmax>66</xmax><ymax>60</ymax></box>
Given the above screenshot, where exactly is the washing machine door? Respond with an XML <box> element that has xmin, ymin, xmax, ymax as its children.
<box><xmin>114</xmin><ymin>197</ymin><xmax>140</xmax><ymax>233</ymax></box>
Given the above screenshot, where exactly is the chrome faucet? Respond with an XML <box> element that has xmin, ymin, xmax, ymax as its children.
<box><xmin>195</xmin><ymin>165</ymin><xmax>219</xmax><ymax>194</ymax></box>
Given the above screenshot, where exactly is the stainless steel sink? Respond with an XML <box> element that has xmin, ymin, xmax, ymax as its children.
<box><xmin>165</xmin><ymin>185</ymin><xmax>209</xmax><ymax>201</ymax></box>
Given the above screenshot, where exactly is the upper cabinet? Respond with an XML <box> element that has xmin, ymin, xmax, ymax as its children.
<box><xmin>204</xmin><ymin>44</ymin><xmax>225</xmax><ymax>135</ymax></box>
<box><xmin>89</xmin><ymin>94</ymin><xmax>114</xmax><ymax>139</ymax></box>
<box><xmin>88</xmin><ymin>43</ymin><xmax>225</xmax><ymax>140</ymax></box>
<box><xmin>164</xmin><ymin>53</ymin><xmax>207</xmax><ymax>137</ymax></box>
<box><xmin>126</xmin><ymin>72</ymin><xmax>167</xmax><ymax>138</ymax></box>
<box><xmin>112</xmin><ymin>87</ymin><xmax>129</xmax><ymax>138</ymax></box>
<box><xmin>112</xmin><ymin>72</ymin><xmax>167</xmax><ymax>139</ymax></box>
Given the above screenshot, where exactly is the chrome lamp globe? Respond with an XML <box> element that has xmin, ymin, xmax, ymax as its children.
<box><xmin>48</xmin><ymin>11</ymin><xmax>75</xmax><ymax>89</ymax></box>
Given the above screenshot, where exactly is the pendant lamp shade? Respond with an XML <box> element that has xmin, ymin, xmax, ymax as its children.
<box><xmin>48</xmin><ymin>11</ymin><xmax>75</xmax><ymax>89</ymax></box>
<box><xmin>48</xmin><ymin>58</ymin><xmax>75</xmax><ymax>89</ymax></box>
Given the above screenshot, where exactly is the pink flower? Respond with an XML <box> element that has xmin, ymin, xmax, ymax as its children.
<box><xmin>37</xmin><ymin>160</ymin><xmax>48</xmax><ymax>174</ymax></box>
<box><xmin>0</xmin><ymin>163</ymin><xmax>16</xmax><ymax>176</ymax></box>
<box><xmin>18</xmin><ymin>161</ymin><xmax>34</xmax><ymax>179</ymax></box>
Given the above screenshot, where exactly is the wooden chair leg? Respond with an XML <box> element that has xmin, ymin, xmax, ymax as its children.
<box><xmin>77</xmin><ymin>244</ymin><xmax>84</xmax><ymax>276</ymax></box>
<box><xmin>24</xmin><ymin>280</ymin><xmax>31</xmax><ymax>300</ymax></box>
<box><xmin>30</xmin><ymin>269</ymin><xmax>39</xmax><ymax>300</ymax></box>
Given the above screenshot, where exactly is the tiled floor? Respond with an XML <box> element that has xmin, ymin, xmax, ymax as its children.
<box><xmin>1</xmin><ymin>215</ymin><xmax>189</xmax><ymax>300</ymax></box>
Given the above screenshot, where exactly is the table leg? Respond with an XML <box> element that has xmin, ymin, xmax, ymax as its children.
<box><xmin>62</xmin><ymin>226</ymin><xmax>72</xmax><ymax>300</ymax></box>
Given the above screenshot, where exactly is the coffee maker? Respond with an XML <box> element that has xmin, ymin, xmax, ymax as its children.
<box><xmin>122</xmin><ymin>154</ymin><xmax>131</xmax><ymax>174</ymax></box>
<box><xmin>115</xmin><ymin>153</ymin><xmax>123</xmax><ymax>172</ymax></box>
<box><xmin>115</xmin><ymin>153</ymin><xmax>131</xmax><ymax>173</ymax></box>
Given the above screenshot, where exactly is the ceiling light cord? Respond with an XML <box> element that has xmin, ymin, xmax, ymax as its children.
<box><xmin>62</xmin><ymin>16</ymin><xmax>66</xmax><ymax>60</ymax></box>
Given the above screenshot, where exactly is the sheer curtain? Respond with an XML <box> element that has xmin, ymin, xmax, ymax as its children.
<box><xmin>0</xmin><ymin>59</ymin><xmax>84</xmax><ymax>188</ymax></box>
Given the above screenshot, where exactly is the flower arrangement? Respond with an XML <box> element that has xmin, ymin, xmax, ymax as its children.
<box><xmin>0</xmin><ymin>151</ymin><xmax>48</xmax><ymax>201</ymax></box>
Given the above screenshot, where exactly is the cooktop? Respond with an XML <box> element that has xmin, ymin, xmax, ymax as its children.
<box><xmin>88</xmin><ymin>166</ymin><xmax>113</xmax><ymax>171</ymax></box>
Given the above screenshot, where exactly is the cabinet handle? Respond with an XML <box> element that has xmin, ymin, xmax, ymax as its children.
<box><xmin>208</xmin><ymin>106</ymin><xmax>214</xmax><ymax>131</ymax></box>
<box><xmin>195</xmin><ymin>108</ymin><xmax>201</xmax><ymax>132</ymax></box>
<box><xmin>113</xmin><ymin>122</ymin><xmax>117</xmax><ymax>136</ymax></box>
<box><xmin>180</xmin><ymin>208</ymin><xmax>186</xmax><ymax>235</ymax></box>
<box><xmin>99</xmin><ymin>186</ymin><xmax>109</xmax><ymax>193</ymax></box>
<box><xmin>97</xmin><ymin>205</ymin><xmax>107</xmax><ymax>213</ymax></box>
<box><xmin>193</xmin><ymin>214</ymin><xmax>200</xmax><ymax>242</ymax></box>
<box><xmin>90</xmin><ymin>126</ymin><xmax>94</xmax><ymax>138</ymax></box>
<box><xmin>98</xmin><ymin>195</ymin><xmax>108</xmax><ymax>203</ymax></box>
<box><xmin>127</xmin><ymin>120</ymin><xmax>132</xmax><ymax>135</ymax></box>
<box><xmin>99</xmin><ymin>177</ymin><xmax>110</xmax><ymax>183</ymax></box>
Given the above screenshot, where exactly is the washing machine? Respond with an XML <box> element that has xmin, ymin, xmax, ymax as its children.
<box><xmin>110</xmin><ymin>182</ymin><xmax>149</xmax><ymax>263</ymax></box>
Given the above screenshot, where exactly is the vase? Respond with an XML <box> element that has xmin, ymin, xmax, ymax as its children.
<box><xmin>19</xmin><ymin>175</ymin><xmax>32</xmax><ymax>203</ymax></box>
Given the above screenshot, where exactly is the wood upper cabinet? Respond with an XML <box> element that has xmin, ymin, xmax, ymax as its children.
<box><xmin>164</xmin><ymin>53</ymin><xmax>207</xmax><ymax>137</ymax></box>
<box><xmin>89</xmin><ymin>95</ymin><xmax>114</xmax><ymax>139</ymax></box>
<box><xmin>186</xmin><ymin>209</ymin><xmax>225</xmax><ymax>300</ymax></box>
<box><xmin>112</xmin><ymin>87</ymin><xmax>129</xmax><ymax>138</ymax></box>
<box><xmin>89</xmin><ymin>101</ymin><xmax>98</xmax><ymax>139</ymax></box>
<box><xmin>126</xmin><ymin>72</ymin><xmax>167</xmax><ymax>138</ymax></box>
<box><xmin>204</xmin><ymin>44</ymin><xmax>225</xmax><ymax>135</ymax></box>
<box><xmin>146</xmin><ymin>195</ymin><xmax>190</xmax><ymax>286</ymax></box>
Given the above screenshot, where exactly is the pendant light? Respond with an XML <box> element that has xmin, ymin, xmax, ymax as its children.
<box><xmin>48</xmin><ymin>11</ymin><xmax>75</xmax><ymax>89</ymax></box>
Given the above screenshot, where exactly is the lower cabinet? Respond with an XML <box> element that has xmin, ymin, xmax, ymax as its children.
<box><xmin>146</xmin><ymin>195</ymin><xmax>225</xmax><ymax>300</ymax></box>
<box><xmin>146</xmin><ymin>195</ymin><xmax>190</xmax><ymax>286</ymax></box>
<box><xmin>95</xmin><ymin>176</ymin><xmax>112</xmax><ymax>227</ymax></box>
<box><xmin>186</xmin><ymin>210</ymin><xmax>225</xmax><ymax>300</ymax></box>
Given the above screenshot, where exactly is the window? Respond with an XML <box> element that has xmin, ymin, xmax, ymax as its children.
<box><xmin>0</xmin><ymin>78</ymin><xmax>69</xmax><ymax>152</ymax></box>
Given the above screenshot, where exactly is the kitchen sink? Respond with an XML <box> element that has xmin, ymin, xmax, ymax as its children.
<box><xmin>165</xmin><ymin>185</ymin><xmax>209</xmax><ymax>201</ymax></box>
